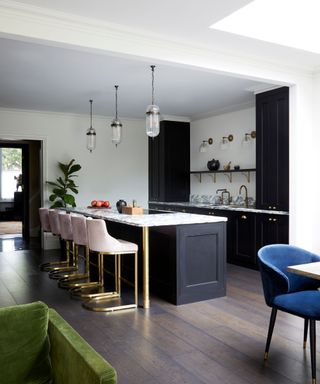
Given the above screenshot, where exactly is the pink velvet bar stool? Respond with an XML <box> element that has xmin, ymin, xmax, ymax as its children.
<box><xmin>40</xmin><ymin>209</ymin><xmax>70</xmax><ymax>272</ymax></box>
<box><xmin>59</xmin><ymin>214</ymin><xmax>99</xmax><ymax>290</ymax></box>
<box><xmin>48</xmin><ymin>211</ymin><xmax>78</xmax><ymax>279</ymax></box>
<box><xmin>82</xmin><ymin>218</ymin><xmax>138</xmax><ymax>312</ymax></box>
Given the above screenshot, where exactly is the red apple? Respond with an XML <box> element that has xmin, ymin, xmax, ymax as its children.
<box><xmin>91</xmin><ymin>200</ymin><xmax>97</xmax><ymax>207</ymax></box>
<box><xmin>103</xmin><ymin>201</ymin><xmax>110</xmax><ymax>208</ymax></box>
<box><xmin>96</xmin><ymin>201</ymin><xmax>102</xmax><ymax>207</ymax></box>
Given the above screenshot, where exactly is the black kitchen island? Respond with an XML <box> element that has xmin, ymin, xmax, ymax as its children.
<box><xmin>66</xmin><ymin>208</ymin><xmax>227</xmax><ymax>306</ymax></box>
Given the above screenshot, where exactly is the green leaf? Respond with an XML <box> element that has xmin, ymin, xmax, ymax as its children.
<box><xmin>58</xmin><ymin>162</ymin><xmax>68</xmax><ymax>176</ymax></box>
<box><xmin>46</xmin><ymin>181</ymin><xmax>61</xmax><ymax>188</ymax></box>
<box><xmin>49</xmin><ymin>194</ymin><xmax>57</xmax><ymax>202</ymax></box>
<box><xmin>50</xmin><ymin>200</ymin><xmax>65</xmax><ymax>208</ymax></box>
<box><xmin>63</xmin><ymin>194</ymin><xmax>75</xmax><ymax>206</ymax></box>
<box><xmin>56</xmin><ymin>177</ymin><xmax>66</xmax><ymax>187</ymax></box>
<box><xmin>69</xmin><ymin>187</ymin><xmax>78</xmax><ymax>194</ymax></box>
<box><xmin>53</xmin><ymin>188</ymin><xmax>64</xmax><ymax>197</ymax></box>
<box><xmin>69</xmin><ymin>164</ymin><xmax>81</xmax><ymax>174</ymax></box>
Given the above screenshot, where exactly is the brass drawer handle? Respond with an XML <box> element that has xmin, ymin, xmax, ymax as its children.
<box><xmin>273</xmin><ymin>218</ymin><xmax>277</xmax><ymax>222</ymax></box>
<box><xmin>268</xmin><ymin>218</ymin><xmax>272</xmax><ymax>221</ymax></box>
<box><xmin>241</xmin><ymin>215</ymin><xmax>247</xmax><ymax>220</ymax></box>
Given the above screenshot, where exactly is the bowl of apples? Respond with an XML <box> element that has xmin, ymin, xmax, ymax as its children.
<box><xmin>88</xmin><ymin>200</ymin><xmax>111</xmax><ymax>209</ymax></box>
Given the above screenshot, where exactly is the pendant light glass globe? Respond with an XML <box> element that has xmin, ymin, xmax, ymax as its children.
<box><xmin>111</xmin><ymin>85</ymin><xmax>122</xmax><ymax>147</ymax></box>
<box><xmin>86</xmin><ymin>99</ymin><xmax>96</xmax><ymax>153</ymax></box>
<box><xmin>146</xmin><ymin>65</ymin><xmax>160</xmax><ymax>138</ymax></box>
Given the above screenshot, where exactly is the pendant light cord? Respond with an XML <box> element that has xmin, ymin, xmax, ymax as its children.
<box><xmin>89</xmin><ymin>99</ymin><xmax>93</xmax><ymax>129</ymax></box>
<box><xmin>151</xmin><ymin>65</ymin><xmax>155</xmax><ymax>105</ymax></box>
<box><xmin>115</xmin><ymin>85</ymin><xmax>119</xmax><ymax>119</ymax></box>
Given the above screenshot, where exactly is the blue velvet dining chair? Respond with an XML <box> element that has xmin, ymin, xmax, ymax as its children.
<box><xmin>258</xmin><ymin>244</ymin><xmax>320</xmax><ymax>384</ymax></box>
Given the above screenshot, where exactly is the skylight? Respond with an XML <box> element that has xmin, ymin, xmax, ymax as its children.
<box><xmin>210</xmin><ymin>0</ymin><xmax>320</xmax><ymax>54</ymax></box>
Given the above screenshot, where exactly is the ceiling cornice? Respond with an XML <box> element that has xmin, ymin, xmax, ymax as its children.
<box><xmin>0</xmin><ymin>0</ymin><xmax>315</xmax><ymax>81</ymax></box>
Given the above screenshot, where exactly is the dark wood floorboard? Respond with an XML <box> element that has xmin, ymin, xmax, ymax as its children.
<box><xmin>0</xmin><ymin>241</ymin><xmax>319</xmax><ymax>384</ymax></box>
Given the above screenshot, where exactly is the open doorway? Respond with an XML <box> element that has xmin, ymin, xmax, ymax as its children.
<box><xmin>0</xmin><ymin>140</ymin><xmax>41</xmax><ymax>248</ymax></box>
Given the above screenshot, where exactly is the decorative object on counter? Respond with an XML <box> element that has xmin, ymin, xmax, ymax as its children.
<box><xmin>146</xmin><ymin>65</ymin><xmax>160</xmax><ymax>138</ymax></box>
<box><xmin>111</xmin><ymin>85</ymin><xmax>122</xmax><ymax>147</ymax></box>
<box><xmin>47</xmin><ymin>159</ymin><xmax>81</xmax><ymax>208</ymax></box>
<box><xmin>122</xmin><ymin>205</ymin><xmax>144</xmax><ymax>215</ymax></box>
<box><xmin>223</xmin><ymin>161</ymin><xmax>231</xmax><ymax>171</ymax></box>
<box><xmin>116</xmin><ymin>199</ymin><xmax>127</xmax><ymax>213</ymax></box>
<box><xmin>89</xmin><ymin>200</ymin><xmax>110</xmax><ymax>208</ymax></box>
<box><xmin>199</xmin><ymin>138</ymin><xmax>213</xmax><ymax>153</ymax></box>
<box><xmin>242</xmin><ymin>130</ymin><xmax>256</xmax><ymax>147</ymax></box>
<box><xmin>234</xmin><ymin>165</ymin><xmax>240</xmax><ymax>170</ymax></box>
<box><xmin>207</xmin><ymin>158</ymin><xmax>220</xmax><ymax>171</ymax></box>
<box><xmin>86</xmin><ymin>99</ymin><xmax>96</xmax><ymax>153</ymax></box>
<box><xmin>212</xmin><ymin>194</ymin><xmax>222</xmax><ymax>205</ymax></box>
<box><xmin>220</xmin><ymin>134</ymin><xmax>233</xmax><ymax>150</ymax></box>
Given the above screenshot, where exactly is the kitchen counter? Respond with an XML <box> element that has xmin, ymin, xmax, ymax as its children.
<box><xmin>66</xmin><ymin>207</ymin><xmax>228</xmax><ymax>226</ymax></box>
<box><xmin>66</xmin><ymin>207</ymin><xmax>227</xmax><ymax>306</ymax></box>
<box><xmin>149</xmin><ymin>201</ymin><xmax>289</xmax><ymax>215</ymax></box>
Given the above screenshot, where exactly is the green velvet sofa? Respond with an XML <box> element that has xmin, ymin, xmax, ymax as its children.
<box><xmin>0</xmin><ymin>301</ymin><xmax>117</xmax><ymax>384</ymax></box>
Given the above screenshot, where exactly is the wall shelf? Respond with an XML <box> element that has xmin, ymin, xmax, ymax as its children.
<box><xmin>190</xmin><ymin>168</ymin><xmax>256</xmax><ymax>183</ymax></box>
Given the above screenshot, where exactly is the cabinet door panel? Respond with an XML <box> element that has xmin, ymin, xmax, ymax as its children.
<box><xmin>256</xmin><ymin>87</ymin><xmax>289</xmax><ymax>211</ymax></box>
<box><xmin>256</xmin><ymin>214</ymin><xmax>289</xmax><ymax>249</ymax></box>
<box><xmin>234</xmin><ymin>213</ymin><xmax>257</xmax><ymax>268</ymax></box>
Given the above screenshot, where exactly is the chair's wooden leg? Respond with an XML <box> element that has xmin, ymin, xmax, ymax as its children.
<box><xmin>303</xmin><ymin>318</ymin><xmax>309</xmax><ymax>349</ymax></box>
<box><xmin>310</xmin><ymin>319</ymin><xmax>316</xmax><ymax>384</ymax></box>
<box><xmin>264</xmin><ymin>307</ymin><xmax>277</xmax><ymax>360</ymax></box>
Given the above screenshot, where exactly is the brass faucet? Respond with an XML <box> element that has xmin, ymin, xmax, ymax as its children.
<box><xmin>239</xmin><ymin>185</ymin><xmax>248</xmax><ymax>207</ymax></box>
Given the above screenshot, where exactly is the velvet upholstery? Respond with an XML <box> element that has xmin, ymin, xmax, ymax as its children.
<box><xmin>258</xmin><ymin>244</ymin><xmax>320</xmax><ymax>383</ymax></box>
<box><xmin>58</xmin><ymin>213</ymin><xmax>73</xmax><ymax>241</ymax></box>
<box><xmin>0</xmin><ymin>302</ymin><xmax>117</xmax><ymax>384</ymax></box>
<box><xmin>39</xmin><ymin>208</ymin><xmax>51</xmax><ymax>232</ymax></box>
<box><xmin>71</xmin><ymin>214</ymin><xmax>88</xmax><ymax>246</ymax></box>
<box><xmin>0</xmin><ymin>302</ymin><xmax>52</xmax><ymax>384</ymax></box>
<box><xmin>86</xmin><ymin>219</ymin><xmax>138</xmax><ymax>253</ymax></box>
<box><xmin>258</xmin><ymin>244</ymin><xmax>320</xmax><ymax>307</ymax></box>
<box><xmin>48</xmin><ymin>209</ymin><xmax>65</xmax><ymax>236</ymax></box>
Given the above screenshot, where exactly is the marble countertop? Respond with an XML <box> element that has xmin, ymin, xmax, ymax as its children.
<box><xmin>66</xmin><ymin>207</ymin><xmax>227</xmax><ymax>228</ymax></box>
<box><xmin>149</xmin><ymin>201</ymin><xmax>289</xmax><ymax>216</ymax></box>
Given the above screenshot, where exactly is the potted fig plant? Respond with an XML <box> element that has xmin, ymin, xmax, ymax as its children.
<box><xmin>47</xmin><ymin>159</ymin><xmax>81</xmax><ymax>208</ymax></box>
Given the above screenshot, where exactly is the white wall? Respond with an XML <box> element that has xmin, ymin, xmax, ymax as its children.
<box><xmin>191</xmin><ymin>108</ymin><xmax>255</xmax><ymax>201</ymax></box>
<box><xmin>0</xmin><ymin>108</ymin><xmax>148</xmax><ymax>209</ymax></box>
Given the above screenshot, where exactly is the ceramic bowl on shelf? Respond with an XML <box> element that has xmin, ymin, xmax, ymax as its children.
<box><xmin>207</xmin><ymin>159</ymin><xmax>220</xmax><ymax>171</ymax></box>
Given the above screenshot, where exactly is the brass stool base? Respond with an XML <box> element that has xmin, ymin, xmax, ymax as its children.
<box><xmin>48</xmin><ymin>266</ymin><xmax>78</xmax><ymax>279</ymax></box>
<box><xmin>82</xmin><ymin>294</ymin><xmax>137</xmax><ymax>312</ymax></box>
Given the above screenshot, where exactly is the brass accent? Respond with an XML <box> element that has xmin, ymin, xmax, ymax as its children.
<box><xmin>82</xmin><ymin>250</ymin><xmax>138</xmax><ymax>312</ymax></box>
<box><xmin>228</xmin><ymin>134</ymin><xmax>234</xmax><ymax>142</ymax></box>
<box><xmin>251</xmin><ymin>130</ymin><xmax>256</xmax><ymax>139</ymax></box>
<box><xmin>208</xmin><ymin>137</ymin><xmax>213</xmax><ymax>145</ymax></box>
<box><xmin>312</xmin><ymin>379</ymin><xmax>316</xmax><ymax>384</ymax></box>
<box><xmin>241</xmin><ymin>215</ymin><xmax>247</xmax><ymax>220</ymax></box>
<box><xmin>273</xmin><ymin>218</ymin><xmax>277</xmax><ymax>222</ymax></box>
<box><xmin>269</xmin><ymin>218</ymin><xmax>272</xmax><ymax>221</ymax></box>
<box><xmin>303</xmin><ymin>341</ymin><xmax>307</xmax><ymax>349</ymax></box>
<box><xmin>264</xmin><ymin>352</ymin><xmax>269</xmax><ymax>360</ymax></box>
<box><xmin>143</xmin><ymin>226</ymin><xmax>150</xmax><ymax>309</ymax></box>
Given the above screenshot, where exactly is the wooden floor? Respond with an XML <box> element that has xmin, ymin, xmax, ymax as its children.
<box><xmin>0</xmin><ymin>238</ymin><xmax>319</xmax><ymax>384</ymax></box>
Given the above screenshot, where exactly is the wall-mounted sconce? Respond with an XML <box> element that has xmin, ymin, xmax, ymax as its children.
<box><xmin>242</xmin><ymin>130</ymin><xmax>256</xmax><ymax>147</ymax></box>
<box><xmin>199</xmin><ymin>138</ymin><xmax>213</xmax><ymax>153</ymax></box>
<box><xmin>220</xmin><ymin>134</ymin><xmax>233</xmax><ymax>150</ymax></box>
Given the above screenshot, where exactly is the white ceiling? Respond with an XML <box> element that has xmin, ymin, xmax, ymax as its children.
<box><xmin>1</xmin><ymin>0</ymin><xmax>318</xmax><ymax>119</ymax></box>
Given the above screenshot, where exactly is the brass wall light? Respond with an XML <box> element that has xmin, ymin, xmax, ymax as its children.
<box><xmin>242</xmin><ymin>130</ymin><xmax>256</xmax><ymax>147</ymax></box>
<box><xmin>220</xmin><ymin>134</ymin><xmax>233</xmax><ymax>150</ymax></box>
<box><xmin>199</xmin><ymin>138</ymin><xmax>213</xmax><ymax>153</ymax></box>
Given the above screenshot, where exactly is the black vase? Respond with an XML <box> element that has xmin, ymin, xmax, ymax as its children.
<box><xmin>207</xmin><ymin>159</ymin><xmax>220</xmax><ymax>171</ymax></box>
<box><xmin>116</xmin><ymin>199</ymin><xmax>127</xmax><ymax>213</ymax></box>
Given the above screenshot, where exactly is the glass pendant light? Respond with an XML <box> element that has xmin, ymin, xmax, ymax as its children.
<box><xmin>146</xmin><ymin>65</ymin><xmax>160</xmax><ymax>137</ymax></box>
<box><xmin>111</xmin><ymin>85</ymin><xmax>122</xmax><ymax>147</ymax></box>
<box><xmin>86</xmin><ymin>99</ymin><xmax>96</xmax><ymax>152</ymax></box>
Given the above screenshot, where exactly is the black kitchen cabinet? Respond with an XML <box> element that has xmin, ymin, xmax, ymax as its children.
<box><xmin>232</xmin><ymin>212</ymin><xmax>257</xmax><ymax>269</ymax></box>
<box><xmin>256</xmin><ymin>87</ymin><xmax>289</xmax><ymax>211</ymax></box>
<box><xmin>148</xmin><ymin>120</ymin><xmax>190</xmax><ymax>202</ymax></box>
<box><xmin>256</xmin><ymin>214</ymin><xmax>289</xmax><ymax>249</ymax></box>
